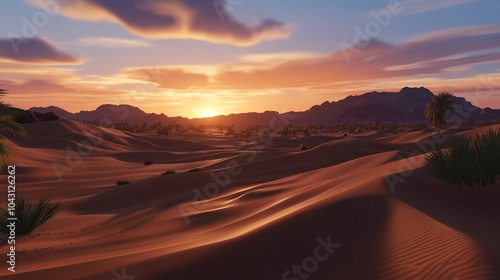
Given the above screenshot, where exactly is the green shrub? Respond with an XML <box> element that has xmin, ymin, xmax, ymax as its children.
<box><xmin>426</xmin><ymin>128</ymin><xmax>500</xmax><ymax>189</ymax></box>
<box><xmin>161</xmin><ymin>170</ymin><xmax>176</xmax><ymax>175</ymax></box>
<box><xmin>116</xmin><ymin>180</ymin><xmax>131</xmax><ymax>185</ymax></box>
<box><xmin>0</xmin><ymin>196</ymin><xmax>60</xmax><ymax>235</ymax></box>
<box><xmin>143</xmin><ymin>160</ymin><xmax>154</xmax><ymax>166</ymax></box>
<box><xmin>188</xmin><ymin>168</ymin><xmax>202</xmax><ymax>172</ymax></box>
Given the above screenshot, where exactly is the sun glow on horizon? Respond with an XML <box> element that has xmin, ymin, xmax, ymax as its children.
<box><xmin>199</xmin><ymin>108</ymin><xmax>217</xmax><ymax>118</ymax></box>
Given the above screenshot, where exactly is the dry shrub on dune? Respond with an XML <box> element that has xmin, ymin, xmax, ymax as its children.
<box><xmin>161</xmin><ymin>170</ymin><xmax>176</xmax><ymax>175</ymax></box>
<box><xmin>116</xmin><ymin>180</ymin><xmax>132</xmax><ymax>185</ymax></box>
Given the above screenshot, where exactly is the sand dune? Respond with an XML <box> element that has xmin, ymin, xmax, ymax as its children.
<box><xmin>376</xmin><ymin>129</ymin><xmax>437</xmax><ymax>143</ymax></box>
<box><xmin>0</xmin><ymin>120</ymin><xmax>499</xmax><ymax>280</ymax></box>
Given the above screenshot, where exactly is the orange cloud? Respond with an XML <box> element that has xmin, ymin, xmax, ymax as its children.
<box><xmin>0</xmin><ymin>63</ymin><xmax>77</xmax><ymax>83</ymax></box>
<box><xmin>0</xmin><ymin>37</ymin><xmax>81</xmax><ymax>64</ymax></box>
<box><xmin>215</xmin><ymin>25</ymin><xmax>500</xmax><ymax>89</ymax></box>
<box><xmin>122</xmin><ymin>26</ymin><xmax>500</xmax><ymax>92</ymax></box>
<box><xmin>32</xmin><ymin>0</ymin><xmax>291</xmax><ymax>46</ymax></box>
<box><xmin>125</xmin><ymin>67</ymin><xmax>210</xmax><ymax>90</ymax></box>
<box><xmin>1</xmin><ymin>79</ymin><xmax>126</xmax><ymax>97</ymax></box>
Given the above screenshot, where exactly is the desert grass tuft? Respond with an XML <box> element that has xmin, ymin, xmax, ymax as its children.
<box><xmin>0</xmin><ymin>196</ymin><xmax>60</xmax><ymax>235</ymax></box>
<box><xmin>426</xmin><ymin>128</ymin><xmax>500</xmax><ymax>189</ymax></box>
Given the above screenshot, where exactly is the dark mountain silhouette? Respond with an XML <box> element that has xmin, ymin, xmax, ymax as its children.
<box><xmin>29</xmin><ymin>104</ymin><xmax>278</xmax><ymax>125</ymax></box>
<box><xmin>30</xmin><ymin>87</ymin><xmax>500</xmax><ymax>125</ymax></box>
<box><xmin>30</xmin><ymin>104</ymin><xmax>185</xmax><ymax>125</ymax></box>
<box><xmin>29</xmin><ymin>106</ymin><xmax>74</xmax><ymax>120</ymax></box>
<box><xmin>286</xmin><ymin>87</ymin><xmax>500</xmax><ymax>123</ymax></box>
<box><xmin>3</xmin><ymin>107</ymin><xmax>60</xmax><ymax>124</ymax></box>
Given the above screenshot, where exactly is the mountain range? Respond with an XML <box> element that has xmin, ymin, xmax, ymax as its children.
<box><xmin>30</xmin><ymin>87</ymin><xmax>500</xmax><ymax>125</ymax></box>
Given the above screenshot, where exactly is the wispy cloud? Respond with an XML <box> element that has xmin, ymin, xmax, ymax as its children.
<box><xmin>397</xmin><ymin>0</ymin><xmax>479</xmax><ymax>16</ymax></box>
<box><xmin>399</xmin><ymin>0</ymin><xmax>479</xmax><ymax>16</ymax></box>
<box><xmin>2</xmin><ymin>79</ymin><xmax>125</xmax><ymax>96</ymax></box>
<box><xmin>124</xmin><ymin>25</ymin><xmax>500</xmax><ymax>91</ymax></box>
<box><xmin>359</xmin><ymin>0</ymin><xmax>479</xmax><ymax>19</ymax></box>
<box><xmin>75</xmin><ymin>37</ymin><xmax>152</xmax><ymax>48</ymax></box>
<box><xmin>218</xmin><ymin>25</ymin><xmax>500</xmax><ymax>90</ymax></box>
<box><xmin>125</xmin><ymin>67</ymin><xmax>209</xmax><ymax>90</ymax></box>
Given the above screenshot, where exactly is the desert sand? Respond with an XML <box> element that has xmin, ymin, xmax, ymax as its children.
<box><xmin>1</xmin><ymin>120</ymin><xmax>499</xmax><ymax>280</ymax></box>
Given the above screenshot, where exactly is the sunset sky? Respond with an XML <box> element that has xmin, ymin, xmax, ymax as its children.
<box><xmin>1</xmin><ymin>0</ymin><xmax>499</xmax><ymax>118</ymax></box>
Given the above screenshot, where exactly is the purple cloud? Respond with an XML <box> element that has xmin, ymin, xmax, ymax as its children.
<box><xmin>35</xmin><ymin>0</ymin><xmax>291</xmax><ymax>46</ymax></box>
<box><xmin>0</xmin><ymin>37</ymin><xmax>81</xmax><ymax>64</ymax></box>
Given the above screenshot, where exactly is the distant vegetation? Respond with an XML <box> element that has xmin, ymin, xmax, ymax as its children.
<box><xmin>116</xmin><ymin>180</ymin><xmax>132</xmax><ymax>185</ymax></box>
<box><xmin>188</xmin><ymin>168</ymin><xmax>202</xmax><ymax>172</ymax></box>
<box><xmin>76</xmin><ymin>105</ymin><xmax>500</xmax><ymax>144</ymax></box>
<box><xmin>161</xmin><ymin>170</ymin><xmax>176</xmax><ymax>175</ymax></box>
<box><xmin>82</xmin><ymin>120</ymin><xmax>206</xmax><ymax>135</ymax></box>
<box><xmin>81</xmin><ymin>118</ymin><xmax>458</xmax><ymax>139</ymax></box>
<box><xmin>426</xmin><ymin>128</ymin><xmax>500</xmax><ymax>189</ymax></box>
<box><xmin>143</xmin><ymin>160</ymin><xmax>154</xmax><ymax>166</ymax></box>
<box><xmin>0</xmin><ymin>196</ymin><xmax>60</xmax><ymax>235</ymax></box>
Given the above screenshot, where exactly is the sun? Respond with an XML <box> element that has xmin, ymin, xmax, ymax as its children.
<box><xmin>200</xmin><ymin>108</ymin><xmax>217</xmax><ymax>118</ymax></box>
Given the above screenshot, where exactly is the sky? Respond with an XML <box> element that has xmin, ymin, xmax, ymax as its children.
<box><xmin>1</xmin><ymin>0</ymin><xmax>499</xmax><ymax>118</ymax></box>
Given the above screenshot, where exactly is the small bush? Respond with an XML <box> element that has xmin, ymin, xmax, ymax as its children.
<box><xmin>143</xmin><ymin>160</ymin><xmax>154</xmax><ymax>166</ymax></box>
<box><xmin>188</xmin><ymin>168</ymin><xmax>202</xmax><ymax>172</ymax></box>
<box><xmin>300</xmin><ymin>144</ymin><xmax>308</xmax><ymax>151</ymax></box>
<box><xmin>426</xmin><ymin>128</ymin><xmax>500</xmax><ymax>189</ymax></box>
<box><xmin>116</xmin><ymin>180</ymin><xmax>132</xmax><ymax>185</ymax></box>
<box><xmin>0</xmin><ymin>196</ymin><xmax>60</xmax><ymax>235</ymax></box>
<box><xmin>344</xmin><ymin>133</ymin><xmax>348</xmax><ymax>137</ymax></box>
<box><xmin>161</xmin><ymin>170</ymin><xmax>176</xmax><ymax>175</ymax></box>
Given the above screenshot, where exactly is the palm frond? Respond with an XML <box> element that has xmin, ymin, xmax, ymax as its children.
<box><xmin>0</xmin><ymin>86</ymin><xmax>28</xmax><ymax>168</ymax></box>
<box><xmin>0</xmin><ymin>141</ymin><xmax>8</xmax><ymax>167</ymax></box>
<box><xmin>0</xmin><ymin>115</ymin><xmax>28</xmax><ymax>137</ymax></box>
<box><xmin>0</xmin><ymin>86</ymin><xmax>27</xmax><ymax>136</ymax></box>
<box><xmin>424</xmin><ymin>91</ymin><xmax>456</xmax><ymax>128</ymax></box>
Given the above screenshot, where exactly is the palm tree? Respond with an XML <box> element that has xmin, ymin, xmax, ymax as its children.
<box><xmin>0</xmin><ymin>87</ymin><xmax>27</xmax><ymax>167</ymax></box>
<box><xmin>424</xmin><ymin>91</ymin><xmax>456</xmax><ymax>146</ymax></box>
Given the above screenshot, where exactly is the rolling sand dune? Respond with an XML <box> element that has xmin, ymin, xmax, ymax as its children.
<box><xmin>375</xmin><ymin>129</ymin><xmax>437</xmax><ymax>143</ymax></box>
<box><xmin>1</xmin><ymin>120</ymin><xmax>499</xmax><ymax>280</ymax></box>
